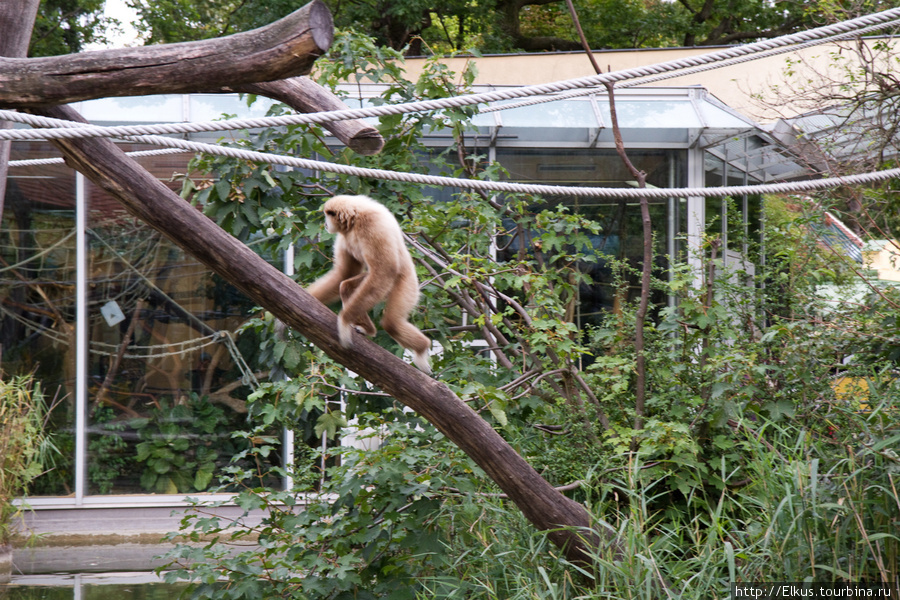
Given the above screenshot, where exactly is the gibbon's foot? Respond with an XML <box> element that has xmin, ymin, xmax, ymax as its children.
<box><xmin>413</xmin><ymin>350</ymin><xmax>432</xmax><ymax>375</ymax></box>
<box><xmin>337</xmin><ymin>318</ymin><xmax>355</xmax><ymax>348</ymax></box>
<box><xmin>353</xmin><ymin>319</ymin><xmax>377</xmax><ymax>337</ymax></box>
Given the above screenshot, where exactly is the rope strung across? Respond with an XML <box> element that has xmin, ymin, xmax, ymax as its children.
<box><xmin>6</xmin><ymin>109</ymin><xmax>900</xmax><ymax>198</ymax></box>
<box><xmin>4</xmin><ymin>7</ymin><xmax>900</xmax><ymax>198</ymax></box>
<box><xmin>481</xmin><ymin>17</ymin><xmax>900</xmax><ymax>114</ymax></box>
<box><xmin>2</xmin><ymin>7</ymin><xmax>899</xmax><ymax>141</ymax></box>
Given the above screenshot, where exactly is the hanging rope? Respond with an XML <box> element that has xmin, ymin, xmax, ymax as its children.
<box><xmin>4</xmin><ymin>108</ymin><xmax>900</xmax><ymax>198</ymax></box>
<box><xmin>2</xmin><ymin>8</ymin><xmax>899</xmax><ymax>199</ymax></box>
<box><xmin>1</xmin><ymin>7</ymin><xmax>899</xmax><ymax>142</ymax></box>
<box><xmin>9</xmin><ymin>147</ymin><xmax>188</xmax><ymax>167</ymax></box>
<box><xmin>480</xmin><ymin>17</ymin><xmax>900</xmax><ymax>114</ymax></box>
<box><xmin>0</xmin><ymin>228</ymin><xmax>76</xmax><ymax>273</ymax></box>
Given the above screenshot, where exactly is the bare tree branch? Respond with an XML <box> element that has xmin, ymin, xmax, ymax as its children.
<box><xmin>604</xmin><ymin>80</ymin><xmax>651</xmax><ymax>443</ymax></box>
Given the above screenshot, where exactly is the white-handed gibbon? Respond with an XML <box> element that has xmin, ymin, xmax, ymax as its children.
<box><xmin>306</xmin><ymin>194</ymin><xmax>432</xmax><ymax>374</ymax></box>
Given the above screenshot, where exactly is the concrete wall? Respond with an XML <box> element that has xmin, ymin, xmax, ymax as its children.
<box><xmin>399</xmin><ymin>39</ymin><xmax>898</xmax><ymax>122</ymax></box>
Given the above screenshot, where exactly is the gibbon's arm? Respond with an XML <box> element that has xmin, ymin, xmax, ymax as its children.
<box><xmin>306</xmin><ymin>236</ymin><xmax>364</xmax><ymax>305</ymax></box>
<box><xmin>355</xmin><ymin>210</ymin><xmax>408</xmax><ymax>276</ymax></box>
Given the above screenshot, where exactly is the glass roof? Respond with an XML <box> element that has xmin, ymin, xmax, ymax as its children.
<box><xmin>778</xmin><ymin>101</ymin><xmax>900</xmax><ymax>168</ymax></box>
<box><xmin>73</xmin><ymin>84</ymin><xmax>809</xmax><ymax>182</ymax></box>
<box><xmin>469</xmin><ymin>86</ymin><xmax>761</xmax><ymax>147</ymax></box>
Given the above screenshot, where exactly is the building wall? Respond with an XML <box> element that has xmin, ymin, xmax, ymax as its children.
<box><xmin>864</xmin><ymin>240</ymin><xmax>900</xmax><ymax>282</ymax></box>
<box><xmin>399</xmin><ymin>39</ymin><xmax>899</xmax><ymax>122</ymax></box>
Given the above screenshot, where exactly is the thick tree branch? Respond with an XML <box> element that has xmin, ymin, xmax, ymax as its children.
<box><xmin>0</xmin><ymin>1</ymin><xmax>333</xmax><ymax>108</ymax></box>
<box><xmin>34</xmin><ymin>103</ymin><xmax>616</xmax><ymax>566</ymax></box>
<box><xmin>228</xmin><ymin>77</ymin><xmax>384</xmax><ymax>156</ymax></box>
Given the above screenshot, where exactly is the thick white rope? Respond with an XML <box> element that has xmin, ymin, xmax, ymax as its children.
<box><xmin>4</xmin><ymin>9</ymin><xmax>899</xmax><ymax>198</ymax></box>
<box><xmin>126</xmin><ymin>136</ymin><xmax>900</xmax><ymax>198</ymax></box>
<box><xmin>481</xmin><ymin>17</ymin><xmax>900</xmax><ymax>114</ymax></box>
<box><xmin>12</xmin><ymin>14</ymin><xmax>895</xmax><ymax>147</ymax></box>
<box><xmin>6</xmin><ymin>110</ymin><xmax>900</xmax><ymax>198</ymax></box>
<box><xmin>1</xmin><ymin>7</ymin><xmax>899</xmax><ymax>142</ymax></box>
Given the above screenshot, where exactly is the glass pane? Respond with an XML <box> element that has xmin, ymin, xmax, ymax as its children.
<box><xmin>81</xmin><ymin>150</ymin><xmax>278</xmax><ymax>495</ymax></box>
<box><xmin>495</xmin><ymin>148</ymin><xmax>684</xmax><ymax>329</ymax></box>
<box><xmin>499</xmin><ymin>98</ymin><xmax>599</xmax><ymax>129</ymax></box>
<box><xmin>597</xmin><ymin>100</ymin><xmax>699</xmax><ymax>129</ymax></box>
<box><xmin>2</xmin><ymin>141</ymin><xmax>78</xmax><ymax>496</ymax></box>
<box><xmin>189</xmin><ymin>94</ymin><xmax>276</xmax><ymax>123</ymax></box>
<box><xmin>80</xmin><ymin>96</ymin><xmax>184</xmax><ymax>124</ymax></box>
<box><xmin>498</xmin><ymin>147</ymin><xmax>676</xmax><ymax>188</ymax></box>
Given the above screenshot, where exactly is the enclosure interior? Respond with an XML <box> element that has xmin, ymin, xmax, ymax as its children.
<box><xmin>0</xmin><ymin>87</ymin><xmax>795</xmax><ymax>504</ymax></box>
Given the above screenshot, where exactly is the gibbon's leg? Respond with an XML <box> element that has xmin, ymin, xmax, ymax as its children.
<box><xmin>381</xmin><ymin>272</ymin><xmax>431</xmax><ymax>374</ymax></box>
<box><xmin>339</xmin><ymin>273</ymin><xmax>377</xmax><ymax>337</ymax></box>
<box><xmin>336</xmin><ymin>269</ymin><xmax>394</xmax><ymax>348</ymax></box>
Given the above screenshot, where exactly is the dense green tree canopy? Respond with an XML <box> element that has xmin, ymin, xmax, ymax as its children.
<box><xmin>33</xmin><ymin>0</ymin><xmax>900</xmax><ymax>55</ymax></box>
<box><xmin>29</xmin><ymin>0</ymin><xmax>117</xmax><ymax>56</ymax></box>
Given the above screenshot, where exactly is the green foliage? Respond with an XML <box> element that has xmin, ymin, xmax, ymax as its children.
<box><xmin>163</xmin><ymin>412</ymin><xmax>479</xmax><ymax>599</ymax></box>
<box><xmin>51</xmin><ymin>0</ymin><xmax>848</xmax><ymax>58</ymax></box>
<box><xmin>30</xmin><ymin>0</ymin><xmax>116</xmax><ymax>56</ymax></box>
<box><xmin>132</xmin><ymin>394</ymin><xmax>246</xmax><ymax>494</ymax></box>
<box><xmin>162</xmin><ymin>28</ymin><xmax>900</xmax><ymax>599</ymax></box>
<box><xmin>88</xmin><ymin>405</ymin><xmax>131</xmax><ymax>494</ymax></box>
<box><xmin>126</xmin><ymin>0</ymin><xmax>305</xmax><ymax>43</ymax></box>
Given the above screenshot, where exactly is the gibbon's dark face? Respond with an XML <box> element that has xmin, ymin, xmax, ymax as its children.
<box><xmin>323</xmin><ymin>208</ymin><xmax>339</xmax><ymax>234</ymax></box>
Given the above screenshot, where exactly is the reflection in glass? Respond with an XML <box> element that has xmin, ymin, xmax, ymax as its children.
<box><xmin>495</xmin><ymin>148</ymin><xmax>685</xmax><ymax>329</ymax></box>
<box><xmin>82</xmin><ymin>169</ymin><xmax>273</xmax><ymax>495</ymax></box>
<box><xmin>2</xmin><ymin>142</ymin><xmax>283</xmax><ymax>497</ymax></box>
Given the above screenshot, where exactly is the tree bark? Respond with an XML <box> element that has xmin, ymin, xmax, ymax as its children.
<box><xmin>0</xmin><ymin>1</ymin><xmax>333</xmax><ymax>108</ymax></box>
<box><xmin>0</xmin><ymin>0</ymin><xmax>40</xmax><ymax>222</ymax></box>
<box><xmin>35</xmin><ymin>103</ymin><xmax>614</xmax><ymax>566</ymax></box>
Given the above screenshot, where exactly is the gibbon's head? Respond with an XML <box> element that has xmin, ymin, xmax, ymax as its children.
<box><xmin>322</xmin><ymin>194</ymin><xmax>384</xmax><ymax>234</ymax></box>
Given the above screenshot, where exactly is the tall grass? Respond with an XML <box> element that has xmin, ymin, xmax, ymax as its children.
<box><xmin>0</xmin><ymin>374</ymin><xmax>52</xmax><ymax>546</ymax></box>
<box><xmin>415</xmin><ymin>404</ymin><xmax>900</xmax><ymax>600</ymax></box>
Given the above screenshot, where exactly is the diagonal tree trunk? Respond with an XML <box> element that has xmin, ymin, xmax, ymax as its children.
<box><xmin>0</xmin><ymin>0</ymin><xmax>40</xmax><ymax>224</ymax></box>
<box><xmin>33</xmin><ymin>103</ymin><xmax>616</xmax><ymax>566</ymax></box>
<box><xmin>1</xmin><ymin>0</ymin><xmax>616</xmax><ymax>567</ymax></box>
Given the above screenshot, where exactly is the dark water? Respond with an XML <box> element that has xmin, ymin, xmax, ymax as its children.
<box><xmin>0</xmin><ymin>576</ymin><xmax>188</xmax><ymax>600</ymax></box>
<box><xmin>1</xmin><ymin>545</ymin><xmax>188</xmax><ymax>600</ymax></box>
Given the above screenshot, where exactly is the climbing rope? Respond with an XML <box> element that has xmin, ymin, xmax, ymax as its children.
<box><xmin>1</xmin><ymin>7</ymin><xmax>899</xmax><ymax>142</ymax></box>
<box><xmin>9</xmin><ymin>147</ymin><xmax>188</xmax><ymax>167</ymax></box>
<box><xmin>2</xmin><ymin>8</ymin><xmax>899</xmax><ymax>200</ymax></box>
<box><xmin>480</xmin><ymin>17</ymin><xmax>900</xmax><ymax>114</ymax></box>
<box><xmin>5</xmin><ymin>108</ymin><xmax>900</xmax><ymax>198</ymax></box>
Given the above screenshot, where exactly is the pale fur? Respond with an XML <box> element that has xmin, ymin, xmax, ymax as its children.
<box><xmin>306</xmin><ymin>195</ymin><xmax>431</xmax><ymax>374</ymax></box>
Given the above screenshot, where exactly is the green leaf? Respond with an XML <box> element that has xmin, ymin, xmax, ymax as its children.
<box><xmin>214</xmin><ymin>179</ymin><xmax>231</xmax><ymax>201</ymax></box>
<box><xmin>194</xmin><ymin>467</ymin><xmax>215</xmax><ymax>491</ymax></box>
<box><xmin>488</xmin><ymin>404</ymin><xmax>508</xmax><ymax>427</ymax></box>
<box><xmin>315</xmin><ymin>412</ymin><xmax>349</xmax><ymax>440</ymax></box>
